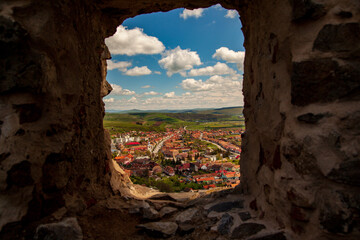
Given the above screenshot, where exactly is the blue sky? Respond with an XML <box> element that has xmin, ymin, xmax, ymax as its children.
<box><xmin>104</xmin><ymin>5</ymin><xmax>245</xmax><ymax>110</ymax></box>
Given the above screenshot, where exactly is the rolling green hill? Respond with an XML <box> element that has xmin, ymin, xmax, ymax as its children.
<box><xmin>104</xmin><ymin>107</ymin><xmax>245</xmax><ymax>134</ymax></box>
<box><xmin>187</xmin><ymin>106</ymin><xmax>243</xmax><ymax>115</ymax></box>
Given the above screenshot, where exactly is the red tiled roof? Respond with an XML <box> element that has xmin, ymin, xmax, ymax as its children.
<box><xmin>114</xmin><ymin>154</ymin><xmax>133</xmax><ymax>160</ymax></box>
<box><xmin>196</xmin><ymin>177</ymin><xmax>215</xmax><ymax>182</ymax></box>
<box><xmin>126</xmin><ymin>142</ymin><xmax>140</xmax><ymax>145</ymax></box>
<box><xmin>203</xmin><ymin>184</ymin><xmax>216</xmax><ymax>189</ymax></box>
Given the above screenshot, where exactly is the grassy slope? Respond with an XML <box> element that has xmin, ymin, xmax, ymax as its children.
<box><xmin>104</xmin><ymin>113</ymin><xmax>189</xmax><ymax>133</ymax></box>
<box><xmin>104</xmin><ymin>110</ymin><xmax>245</xmax><ymax>133</ymax></box>
<box><xmin>192</xmin><ymin>106</ymin><xmax>243</xmax><ymax>115</ymax></box>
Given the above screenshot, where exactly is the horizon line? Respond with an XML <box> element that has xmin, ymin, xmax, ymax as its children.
<box><xmin>105</xmin><ymin>106</ymin><xmax>244</xmax><ymax>112</ymax></box>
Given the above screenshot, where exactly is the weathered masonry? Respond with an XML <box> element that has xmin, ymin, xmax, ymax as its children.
<box><xmin>0</xmin><ymin>0</ymin><xmax>359</xmax><ymax>239</ymax></box>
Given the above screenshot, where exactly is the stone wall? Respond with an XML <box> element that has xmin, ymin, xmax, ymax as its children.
<box><xmin>0</xmin><ymin>0</ymin><xmax>359</xmax><ymax>239</ymax></box>
<box><xmin>0</xmin><ymin>0</ymin><xmax>113</xmax><ymax>231</ymax></box>
<box><xmin>240</xmin><ymin>0</ymin><xmax>360</xmax><ymax>238</ymax></box>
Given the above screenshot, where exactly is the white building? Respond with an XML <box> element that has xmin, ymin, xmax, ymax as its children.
<box><xmin>204</xmin><ymin>155</ymin><xmax>217</xmax><ymax>162</ymax></box>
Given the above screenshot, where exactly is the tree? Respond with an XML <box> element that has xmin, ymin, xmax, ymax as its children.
<box><xmin>224</xmin><ymin>150</ymin><xmax>230</xmax><ymax>158</ymax></box>
<box><xmin>156</xmin><ymin>181</ymin><xmax>173</xmax><ymax>192</ymax></box>
<box><xmin>158</xmin><ymin>152</ymin><xmax>164</xmax><ymax>160</ymax></box>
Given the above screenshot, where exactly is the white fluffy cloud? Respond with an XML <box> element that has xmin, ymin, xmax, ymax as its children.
<box><xmin>180</xmin><ymin>79</ymin><xmax>214</xmax><ymax>92</ymax></box>
<box><xmin>128</xmin><ymin>97</ymin><xmax>137</xmax><ymax>103</ymax></box>
<box><xmin>158</xmin><ymin>46</ymin><xmax>202</xmax><ymax>76</ymax></box>
<box><xmin>180</xmin><ymin>75</ymin><xmax>242</xmax><ymax>92</ymax></box>
<box><xmin>225</xmin><ymin>10</ymin><xmax>239</xmax><ymax>19</ymax></box>
<box><xmin>105</xmin><ymin>25</ymin><xmax>165</xmax><ymax>56</ymax></box>
<box><xmin>124</xmin><ymin>66</ymin><xmax>152</xmax><ymax>76</ymax></box>
<box><xmin>164</xmin><ymin>92</ymin><xmax>175</xmax><ymax>98</ymax></box>
<box><xmin>188</xmin><ymin>62</ymin><xmax>237</xmax><ymax>76</ymax></box>
<box><xmin>106</xmin><ymin>60</ymin><xmax>132</xmax><ymax>71</ymax></box>
<box><xmin>103</xmin><ymin>98</ymin><xmax>115</xmax><ymax>103</ymax></box>
<box><xmin>104</xmin><ymin>84</ymin><xmax>244</xmax><ymax>111</ymax></box>
<box><xmin>212</xmin><ymin>47</ymin><xmax>245</xmax><ymax>71</ymax></box>
<box><xmin>141</xmin><ymin>85</ymin><xmax>152</xmax><ymax>89</ymax></box>
<box><xmin>180</xmin><ymin>8</ymin><xmax>204</xmax><ymax>19</ymax></box>
<box><xmin>110</xmin><ymin>84</ymin><xmax>135</xmax><ymax>95</ymax></box>
<box><xmin>143</xmin><ymin>91</ymin><xmax>160</xmax><ymax>96</ymax></box>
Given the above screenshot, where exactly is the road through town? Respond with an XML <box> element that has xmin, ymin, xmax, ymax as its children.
<box><xmin>152</xmin><ymin>134</ymin><xmax>173</xmax><ymax>155</ymax></box>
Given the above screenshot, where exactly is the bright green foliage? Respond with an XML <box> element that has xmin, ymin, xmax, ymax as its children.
<box><xmin>103</xmin><ymin>110</ymin><xmax>245</xmax><ymax>134</ymax></box>
<box><xmin>130</xmin><ymin>175</ymin><xmax>205</xmax><ymax>192</ymax></box>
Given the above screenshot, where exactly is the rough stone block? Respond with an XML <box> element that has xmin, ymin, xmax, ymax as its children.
<box><xmin>318</xmin><ymin>190</ymin><xmax>354</xmax><ymax>234</ymax></box>
<box><xmin>327</xmin><ymin>160</ymin><xmax>360</xmax><ymax>186</ymax></box>
<box><xmin>287</xmin><ymin>188</ymin><xmax>314</xmax><ymax>208</ymax></box>
<box><xmin>297</xmin><ymin>113</ymin><xmax>328</xmax><ymax>124</ymax></box>
<box><xmin>142</xmin><ymin>206</ymin><xmax>159</xmax><ymax>220</ymax></box>
<box><xmin>15</xmin><ymin>128</ymin><xmax>25</xmax><ymax>136</ymax></box>
<box><xmin>175</xmin><ymin>208</ymin><xmax>198</xmax><ymax>224</ymax></box>
<box><xmin>0</xmin><ymin>152</ymin><xmax>10</xmax><ymax>164</ymax></box>
<box><xmin>136</xmin><ymin>222</ymin><xmax>178</xmax><ymax>237</ymax></box>
<box><xmin>34</xmin><ymin>218</ymin><xmax>83</xmax><ymax>240</ymax></box>
<box><xmin>178</xmin><ymin>223</ymin><xmax>195</xmax><ymax>234</ymax></box>
<box><xmin>283</xmin><ymin>141</ymin><xmax>320</xmax><ymax>176</ymax></box>
<box><xmin>291</xmin><ymin>58</ymin><xmax>360</xmax><ymax>106</ymax></box>
<box><xmin>231</xmin><ymin>223</ymin><xmax>266</xmax><ymax>239</ymax></box>
<box><xmin>289</xmin><ymin>0</ymin><xmax>326</xmax><ymax>23</ymax></box>
<box><xmin>290</xmin><ymin>205</ymin><xmax>310</xmax><ymax>222</ymax></box>
<box><xmin>0</xmin><ymin>17</ymin><xmax>43</xmax><ymax>94</ymax></box>
<box><xmin>159</xmin><ymin>206</ymin><xmax>177</xmax><ymax>218</ymax></box>
<box><xmin>14</xmin><ymin>104</ymin><xmax>42</xmax><ymax>124</ymax></box>
<box><xmin>217</xmin><ymin>213</ymin><xmax>234</xmax><ymax>235</ymax></box>
<box><xmin>248</xmin><ymin>232</ymin><xmax>287</xmax><ymax>240</ymax></box>
<box><xmin>6</xmin><ymin>160</ymin><xmax>33</xmax><ymax>188</ymax></box>
<box><xmin>208</xmin><ymin>200</ymin><xmax>244</xmax><ymax>213</ymax></box>
<box><xmin>238</xmin><ymin>212</ymin><xmax>251</xmax><ymax>221</ymax></box>
<box><xmin>320</xmin><ymin>211</ymin><xmax>353</xmax><ymax>234</ymax></box>
<box><xmin>339</xmin><ymin>111</ymin><xmax>360</xmax><ymax>135</ymax></box>
<box><xmin>336</xmin><ymin>11</ymin><xmax>352</xmax><ymax>19</ymax></box>
<box><xmin>250</xmin><ymin>199</ymin><xmax>258</xmax><ymax>211</ymax></box>
<box><xmin>42</xmin><ymin>154</ymin><xmax>72</xmax><ymax>192</ymax></box>
<box><xmin>313</xmin><ymin>23</ymin><xmax>360</xmax><ymax>56</ymax></box>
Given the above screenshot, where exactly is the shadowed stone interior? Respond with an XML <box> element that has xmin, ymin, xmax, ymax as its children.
<box><xmin>0</xmin><ymin>0</ymin><xmax>359</xmax><ymax>239</ymax></box>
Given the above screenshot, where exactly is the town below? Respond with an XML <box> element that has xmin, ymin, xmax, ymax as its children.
<box><xmin>105</xmin><ymin>107</ymin><xmax>244</xmax><ymax>193</ymax></box>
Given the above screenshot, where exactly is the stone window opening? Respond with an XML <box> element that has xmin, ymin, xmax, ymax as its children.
<box><xmin>0</xmin><ymin>0</ymin><xmax>359</xmax><ymax>239</ymax></box>
<box><xmin>102</xmin><ymin>5</ymin><xmax>246</xmax><ymax>201</ymax></box>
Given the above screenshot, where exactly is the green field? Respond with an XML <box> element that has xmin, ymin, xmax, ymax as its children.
<box><xmin>104</xmin><ymin>107</ymin><xmax>245</xmax><ymax>134</ymax></box>
<box><xmin>104</xmin><ymin>112</ymin><xmax>187</xmax><ymax>134</ymax></box>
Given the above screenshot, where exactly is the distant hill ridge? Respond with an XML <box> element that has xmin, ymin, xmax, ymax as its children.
<box><xmin>106</xmin><ymin>106</ymin><xmax>243</xmax><ymax>115</ymax></box>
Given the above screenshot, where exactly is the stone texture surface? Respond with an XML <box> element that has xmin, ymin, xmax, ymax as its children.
<box><xmin>217</xmin><ymin>213</ymin><xmax>234</xmax><ymax>235</ymax></box>
<box><xmin>248</xmin><ymin>232</ymin><xmax>286</xmax><ymax>240</ymax></box>
<box><xmin>238</xmin><ymin>212</ymin><xmax>251</xmax><ymax>221</ymax></box>
<box><xmin>142</xmin><ymin>206</ymin><xmax>160</xmax><ymax>220</ymax></box>
<box><xmin>231</xmin><ymin>223</ymin><xmax>266</xmax><ymax>239</ymax></box>
<box><xmin>291</xmin><ymin>58</ymin><xmax>360</xmax><ymax>106</ymax></box>
<box><xmin>313</xmin><ymin>23</ymin><xmax>360</xmax><ymax>55</ymax></box>
<box><xmin>239</xmin><ymin>0</ymin><xmax>360</xmax><ymax>239</ymax></box>
<box><xmin>175</xmin><ymin>208</ymin><xmax>199</xmax><ymax>224</ymax></box>
<box><xmin>289</xmin><ymin>0</ymin><xmax>326</xmax><ymax>23</ymax></box>
<box><xmin>159</xmin><ymin>206</ymin><xmax>177</xmax><ymax>218</ymax></box>
<box><xmin>34</xmin><ymin>218</ymin><xmax>83</xmax><ymax>240</ymax></box>
<box><xmin>207</xmin><ymin>200</ymin><xmax>244</xmax><ymax>212</ymax></box>
<box><xmin>1</xmin><ymin>0</ymin><xmax>360</xmax><ymax>239</ymax></box>
<box><xmin>136</xmin><ymin>222</ymin><xmax>178</xmax><ymax>237</ymax></box>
